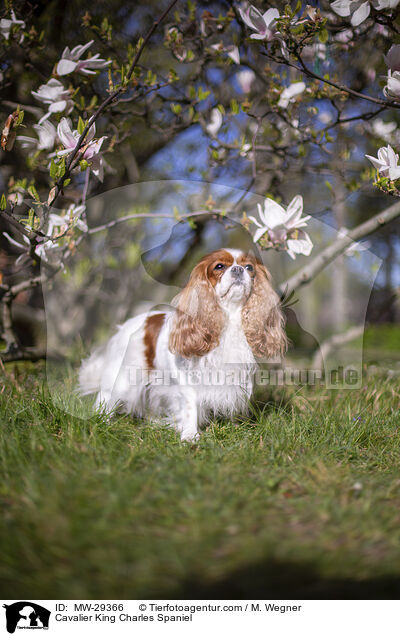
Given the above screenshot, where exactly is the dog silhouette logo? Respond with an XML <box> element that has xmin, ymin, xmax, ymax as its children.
<box><xmin>3</xmin><ymin>602</ymin><xmax>50</xmax><ymax>633</ymax></box>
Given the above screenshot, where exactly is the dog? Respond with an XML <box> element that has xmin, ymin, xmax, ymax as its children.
<box><xmin>78</xmin><ymin>248</ymin><xmax>287</xmax><ymax>440</ymax></box>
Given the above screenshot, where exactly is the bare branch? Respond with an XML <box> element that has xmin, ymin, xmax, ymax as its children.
<box><xmin>312</xmin><ymin>325</ymin><xmax>365</xmax><ymax>371</ymax></box>
<box><xmin>279</xmin><ymin>199</ymin><xmax>400</xmax><ymax>297</ymax></box>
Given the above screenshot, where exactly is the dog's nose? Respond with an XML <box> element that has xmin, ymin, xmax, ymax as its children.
<box><xmin>231</xmin><ymin>265</ymin><xmax>244</xmax><ymax>277</ymax></box>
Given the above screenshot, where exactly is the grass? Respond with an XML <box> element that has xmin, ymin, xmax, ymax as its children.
<box><xmin>1</xmin><ymin>363</ymin><xmax>400</xmax><ymax>599</ymax></box>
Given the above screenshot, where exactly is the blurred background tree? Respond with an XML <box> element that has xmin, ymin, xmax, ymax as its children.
<box><xmin>0</xmin><ymin>0</ymin><xmax>399</xmax><ymax>370</ymax></box>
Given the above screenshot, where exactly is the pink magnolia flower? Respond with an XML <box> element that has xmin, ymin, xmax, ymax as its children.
<box><xmin>57</xmin><ymin>117</ymin><xmax>107</xmax><ymax>181</ymax></box>
<box><xmin>365</xmin><ymin>144</ymin><xmax>400</xmax><ymax>179</ymax></box>
<box><xmin>57</xmin><ymin>40</ymin><xmax>111</xmax><ymax>76</ymax></box>
<box><xmin>32</xmin><ymin>79</ymin><xmax>74</xmax><ymax>124</ymax></box>
<box><xmin>238</xmin><ymin>5</ymin><xmax>280</xmax><ymax>41</ymax></box>
<box><xmin>384</xmin><ymin>44</ymin><xmax>400</xmax><ymax>72</ymax></box>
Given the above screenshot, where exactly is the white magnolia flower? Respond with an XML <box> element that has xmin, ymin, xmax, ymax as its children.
<box><xmin>374</xmin><ymin>0</ymin><xmax>400</xmax><ymax>7</ymax></box>
<box><xmin>236</xmin><ymin>69</ymin><xmax>255</xmax><ymax>93</ymax></box>
<box><xmin>210</xmin><ymin>44</ymin><xmax>240</xmax><ymax>64</ymax></box>
<box><xmin>249</xmin><ymin>195</ymin><xmax>313</xmax><ymax>259</ymax></box>
<box><xmin>0</xmin><ymin>9</ymin><xmax>25</xmax><ymax>42</ymax></box>
<box><xmin>226</xmin><ymin>45</ymin><xmax>240</xmax><ymax>64</ymax></box>
<box><xmin>330</xmin><ymin>0</ymin><xmax>370</xmax><ymax>26</ymax></box>
<box><xmin>17</xmin><ymin>121</ymin><xmax>57</xmax><ymax>152</ymax></box>
<box><xmin>57</xmin><ymin>40</ymin><xmax>111</xmax><ymax>76</ymax></box>
<box><xmin>47</xmin><ymin>206</ymin><xmax>88</xmax><ymax>235</ymax></box>
<box><xmin>278</xmin><ymin>82</ymin><xmax>306</xmax><ymax>108</ymax></box>
<box><xmin>239</xmin><ymin>5</ymin><xmax>280</xmax><ymax>41</ymax></box>
<box><xmin>64</xmin><ymin>204</ymin><xmax>88</xmax><ymax>232</ymax></box>
<box><xmin>383</xmin><ymin>70</ymin><xmax>400</xmax><ymax>100</ymax></box>
<box><xmin>365</xmin><ymin>144</ymin><xmax>400</xmax><ymax>179</ymax></box>
<box><xmin>239</xmin><ymin>143</ymin><xmax>252</xmax><ymax>157</ymax></box>
<box><xmin>2</xmin><ymin>231</ymin><xmax>57</xmax><ymax>263</ymax></box>
<box><xmin>331</xmin><ymin>0</ymin><xmax>399</xmax><ymax>25</ymax></box>
<box><xmin>384</xmin><ymin>44</ymin><xmax>400</xmax><ymax>72</ymax></box>
<box><xmin>371</xmin><ymin>118</ymin><xmax>397</xmax><ymax>141</ymax></box>
<box><xmin>32</xmin><ymin>79</ymin><xmax>74</xmax><ymax>125</ymax></box>
<box><xmin>205</xmin><ymin>108</ymin><xmax>223</xmax><ymax>136</ymax></box>
<box><xmin>57</xmin><ymin>118</ymin><xmax>107</xmax><ymax>181</ymax></box>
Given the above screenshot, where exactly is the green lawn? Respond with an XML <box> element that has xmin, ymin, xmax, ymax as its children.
<box><xmin>1</xmin><ymin>363</ymin><xmax>400</xmax><ymax>599</ymax></box>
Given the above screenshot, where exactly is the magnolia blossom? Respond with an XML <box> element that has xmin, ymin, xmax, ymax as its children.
<box><xmin>374</xmin><ymin>0</ymin><xmax>400</xmax><ymax>7</ymax></box>
<box><xmin>57</xmin><ymin>40</ymin><xmax>111</xmax><ymax>76</ymax></box>
<box><xmin>239</xmin><ymin>5</ymin><xmax>280</xmax><ymax>41</ymax></box>
<box><xmin>0</xmin><ymin>9</ymin><xmax>25</xmax><ymax>41</ymax></box>
<box><xmin>365</xmin><ymin>145</ymin><xmax>400</xmax><ymax>179</ymax></box>
<box><xmin>32</xmin><ymin>79</ymin><xmax>74</xmax><ymax>124</ymax></box>
<box><xmin>2</xmin><ymin>204</ymin><xmax>88</xmax><ymax>262</ymax></box>
<box><xmin>3</xmin><ymin>231</ymin><xmax>58</xmax><ymax>263</ymax></box>
<box><xmin>384</xmin><ymin>44</ymin><xmax>400</xmax><ymax>72</ymax></box>
<box><xmin>371</xmin><ymin>119</ymin><xmax>397</xmax><ymax>142</ymax></box>
<box><xmin>17</xmin><ymin>121</ymin><xmax>57</xmax><ymax>152</ymax></box>
<box><xmin>205</xmin><ymin>108</ymin><xmax>223</xmax><ymax>136</ymax></box>
<box><xmin>331</xmin><ymin>0</ymin><xmax>400</xmax><ymax>25</ymax></box>
<box><xmin>236</xmin><ymin>69</ymin><xmax>256</xmax><ymax>93</ymax></box>
<box><xmin>383</xmin><ymin>71</ymin><xmax>400</xmax><ymax>100</ymax></box>
<box><xmin>57</xmin><ymin>118</ymin><xmax>106</xmax><ymax>181</ymax></box>
<box><xmin>47</xmin><ymin>205</ymin><xmax>88</xmax><ymax>235</ymax></box>
<box><xmin>249</xmin><ymin>195</ymin><xmax>313</xmax><ymax>259</ymax></box>
<box><xmin>278</xmin><ymin>82</ymin><xmax>306</xmax><ymax>108</ymax></box>
<box><xmin>210</xmin><ymin>43</ymin><xmax>240</xmax><ymax>64</ymax></box>
<box><xmin>239</xmin><ymin>142</ymin><xmax>252</xmax><ymax>157</ymax></box>
<box><xmin>331</xmin><ymin>0</ymin><xmax>370</xmax><ymax>26</ymax></box>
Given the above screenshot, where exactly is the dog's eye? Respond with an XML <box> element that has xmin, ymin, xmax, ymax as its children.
<box><xmin>214</xmin><ymin>263</ymin><xmax>226</xmax><ymax>270</ymax></box>
<box><xmin>245</xmin><ymin>264</ymin><xmax>254</xmax><ymax>272</ymax></box>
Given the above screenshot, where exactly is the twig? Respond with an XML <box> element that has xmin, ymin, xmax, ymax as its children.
<box><xmin>48</xmin><ymin>0</ymin><xmax>180</xmax><ymax>209</ymax></box>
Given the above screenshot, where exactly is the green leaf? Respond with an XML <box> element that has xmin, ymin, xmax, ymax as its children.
<box><xmin>77</xmin><ymin>117</ymin><xmax>86</xmax><ymax>135</ymax></box>
<box><xmin>58</xmin><ymin>157</ymin><xmax>66</xmax><ymax>178</ymax></box>
<box><xmin>50</xmin><ymin>159</ymin><xmax>58</xmax><ymax>180</ymax></box>
<box><xmin>16</xmin><ymin>109</ymin><xmax>24</xmax><ymax>126</ymax></box>
<box><xmin>319</xmin><ymin>28</ymin><xmax>329</xmax><ymax>43</ymax></box>
<box><xmin>0</xmin><ymin>194</ymin><xmax>6</xmax><ymax>210</ymax></box>
<box><xmin>230</xmin><ymin>98</ymin><xmax>240</xmax><ymax>115</ymax></box>
<box><xmin>28</xmin><ymin>184</ymin><xmax>40</xmax><ymax>202</ymax></box>
<box><xmin>79</xmin><ymin>160</ymin><xmax>89</xmax><ymax>171</ymax></box>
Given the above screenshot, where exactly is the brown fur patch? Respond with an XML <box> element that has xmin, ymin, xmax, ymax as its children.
<box><xmin>168</xmin><ymin>251</ymin><xmax>230</xmax><ymax>358</ymax></box>
<box><xmin>198</xmin><ymin>249</ymin><xmax>234</xmax><ymax>287</ymax></box>
<box><xmin>241</xmin><ymin>262</ymin><xmax>288</xmax><ymax>359</ymax></box>
<box><xmin>144</xmin><ymin>313</ymin><xmax>166</xmax><ymax>368</ymax></box>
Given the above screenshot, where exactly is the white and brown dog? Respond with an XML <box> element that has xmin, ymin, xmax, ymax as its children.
<box><xmin>78</xmin><ymin>248</ymin><xmax>287</xmax><ymax>440</ymax></box>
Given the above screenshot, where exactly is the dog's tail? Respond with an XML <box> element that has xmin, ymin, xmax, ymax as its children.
<box><xmin>78</xmin><ymin>345</ymin><xmax>106</xmax><ymax>396</ymax></box>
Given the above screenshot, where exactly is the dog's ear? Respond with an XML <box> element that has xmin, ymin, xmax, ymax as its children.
<box><xmin>169</xmin><ymin>262</ymin><xmax>225</xmax><ymax>358</ymax></box>
<box><xmin>242</xmin><ymin>262</ymin><xmax>288</xmax><ymax>359</ymax></box>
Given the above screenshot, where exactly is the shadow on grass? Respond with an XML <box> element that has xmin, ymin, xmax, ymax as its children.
<box><xmin>180</xmin><ymin>559</ymin><xmax>400</xmax><ymax>600</ymax></box>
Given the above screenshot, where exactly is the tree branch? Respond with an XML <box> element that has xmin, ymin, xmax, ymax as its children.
<box><xmin>48</xmin><ymin>0</ymin><xmax>180</xmax><ymax>208</ymax></box>
<box><xmin>312</xmin><ymin>325</ymin><xmax>364</xmax><ymax>371</ymax></box>
<box><xmin>279</xmin><ymin>199</ymin><xmax>400</xmax><ymax>297</ymax></box>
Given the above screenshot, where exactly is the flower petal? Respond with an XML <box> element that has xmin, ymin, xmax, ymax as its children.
<box><xmin>57</xmin><ymin>58</ymin><xmax>77</xmax><ymax>76</ymax></box>
<box><xmin>350</xmin><ymin>1</ymin><xmax>370</xmax><ymax>26</ymax></box>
